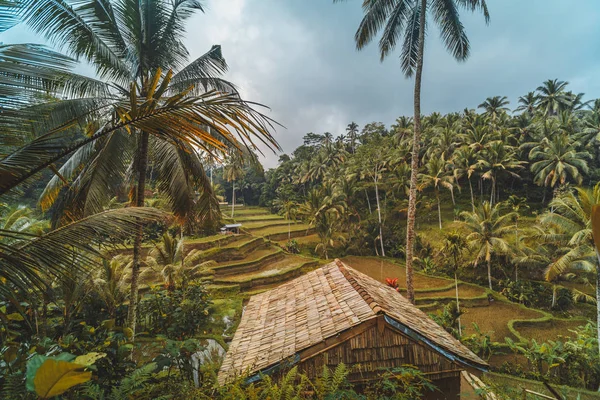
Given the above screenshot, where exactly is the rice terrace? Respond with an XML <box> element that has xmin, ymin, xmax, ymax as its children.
<box><xmin>1</xmin><ymin>1</ymin><xmax>600</xmax><ymax>399</ymax></box>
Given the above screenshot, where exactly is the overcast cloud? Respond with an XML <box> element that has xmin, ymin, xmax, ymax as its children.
<box><xmin>3</xmin><ymin>0</ymin><xmax>600</xmax><ymax>167</ymax></box>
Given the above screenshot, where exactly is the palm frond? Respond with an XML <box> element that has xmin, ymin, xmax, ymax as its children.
<box><xmin>0</xmin><ymin>207</ymin><xmax>166</xmax><ymax>296</ymax></box>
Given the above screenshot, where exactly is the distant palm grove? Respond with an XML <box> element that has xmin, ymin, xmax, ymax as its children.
<box><xmin>3</xmin><ymin>0</ymin><xmax>600</xmax><ymax>398</ymax></box>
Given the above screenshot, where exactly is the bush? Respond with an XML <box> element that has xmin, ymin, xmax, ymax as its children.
<box><xmin>137</xmin><ymin>284</ymin><xmax>211</xmax><ymax>339</ymax></box>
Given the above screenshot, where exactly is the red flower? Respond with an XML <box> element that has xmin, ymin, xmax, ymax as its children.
<box><xmin>385</xmin><ymin>277</ymin><xmax>399</xmax><ymax>289</ymax></box>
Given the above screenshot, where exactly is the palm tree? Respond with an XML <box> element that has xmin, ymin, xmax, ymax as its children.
<box><xmin>6</xmin><ymin>1</ymin><xmax>279</xmax><ymax>335</ymax></box>
<box><xmin>278</xmin><ymin>199</ymin><xmax>298</xmax><ymax>240</ymax></box>
<box><xmin>441</xmin><ymin>231</ymin><xmax>467</xmax><ymax>336</ymax></box>
<box><xmin>346</xmin><ymin>122</ymin><xmax>359</xmax><ymax>153</ymax></box>
<box><xmin>352</xmin><ymin>137</ymin><xmax>392</xmax><ymax>256</ymax></box>
<box><xmin>418</xmin><ymin>154</ymin><xmax>455</xmax><ymax>229</ymax></box>
<box><xmin>514</xmin><ymin>92</ymin><xmax>538</xmax><ymax>116</ymax></box>
<box><xmin>453</xmin><ymin>146</ymin><xmax>478</xmax><ymax>211</ymax></box>
<box><xmin>460</xmin><ymin>202</ymin><xmax>515</xmax><ymax>290</ymax></box>
<box><xmin>339</xmin><ymin>0</ymin><xmax>490</xmax><ymax>304</ymax></box>
<box><xmin>543</xmin><ymin>185</ymin><xmax>600</xmax><ymax>344</ymax></box>
<box><xmin>529</xmin><ymin>134</ymin><xmax>589</xmax><ymax>189</ymax></box>
<box><xmin>92</xmin><ymin>255</ymin><xmax>132</xmax><ymax>319</ymax></box>
<box><xmin>145</xmin><ymin>232</ymin><xmax>209</xmax><ymax>292</ymax></box>
<box><xmin>536</xmin><ymin>79</ymin><xmax>570</xmax><ymax>116</ymax></box>
<box><xmin>478</xmin><ymin>96</ymin><xmax>510</xmax><ymax>121</ymax></box>
<box><xmin>478</xmin><ymin>141</ymin><xmax>524</xmax><ymax>205</ymax></box>
<box><xmin>504</xmin><ymin>195</ymin><xmax>529</xmax><ymax>281</ymax></box>
<box><xmin>224</xmin><ymin>152</ymin><xmax>245</xmax><ymax>219</ymax></box>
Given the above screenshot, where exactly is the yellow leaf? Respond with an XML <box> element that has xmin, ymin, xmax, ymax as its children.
<box><xmin>73</xmin><ymin>352</ymin><xmax>105</xmax><ymax>366</ymax></box>
<box><xmin>7</xmin><ymin>312</ymin><xmax>24</xmax><ymax>321</ymax></box>
<box><xmin>34</xmin><ymin>360</ymin><xmax>91</xmax><ymax>398</ymax></box>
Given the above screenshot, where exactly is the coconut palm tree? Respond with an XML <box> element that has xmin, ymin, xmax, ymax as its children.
<box><xmin>337</xmin><ymin>0</ymin><xmax>490</xmax><ymax>304</ymax></box>
<box><xmin>478</xmin><ymin>96</ymin><xmax>510</xmax><ymax>122</ymax></box>
<box><xmin>441</xmin><ymin>231</ymin><xmax>467</xmax><ymax>336</ymax></box>
<box><xmin>536</xmin><ymin>79</ymin><xmax>570</xmax><ymax>116</ymax></box>
<box><xmin>145</xmin><ymin>232</ymin><xmax>210</xmax><ymax>292</ymax></box>
<box><xmin>461</xmin><ymin>202</ymin><xmax>515</xmax><ymax>290</ymax></box>
<box><xmin>478</xmin><ymin>141</ymin><xmax>524</xmax><ymax>205</ymax></box>
<box><xmin>453</xmin><ymin>146</ymin><xmax>479</xmax><ymax>211</ymax></box>
<box><xmin>278</xmin><ymin>199</ymin><xmax>298</xmax><ymax>240</ymax></box>
<box><xmin>543</xmin><ymin>185</ymin><xmax>600</xmax><ymax>340</ymax></box>
<box><xmin>418</xmin><ymin>154</ymin><xmax>455</xmax><ymax>229</ymax></box>
<box><xmin>529</xmin><ymin>134</ymin><xmax>589</xmax><ymax>189</ymax></box>
<box><xmin>351</xmin><ymin>137</ymin><xmax>392</xmax><ymax>256</ymax></box>
<box><xmin>346</xmin><ymin>122</ymin><xmax>359</xmax><ymax>153</ymax></box>
<box><xmin>4</xmin><ymin>1</ymin><xmax>279</xmax><ymax>335</ymax></box>
<box><xmin>224</xmin><ymin>152</ymin><xmax>245</xmax><ymax>219</ymax></box>
<box><xmin>514</xmin><ymin>92</ymin><xmax>538</xmax><ymax>116</ymax></box>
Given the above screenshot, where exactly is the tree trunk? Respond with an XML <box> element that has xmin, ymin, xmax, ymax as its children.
<box><xmin>469</xmin><ymin>177</ymin><xmax>475</xmax><ymax>212</ymax></box>
<box><xmin>405</xmin><ymin>0</ymin><xmax>427</xmax><ymax>305</ymax></box>
<box><xmin>455</xmin><ymin>272</ymin><xmax>462</xmax><ymax>337</ymax></box>
<box><xmin>436</xmin><ymin>190</ymin><xmax>442</xmax><ymax>230</ymax></box>
<box><xmin>487</xmin><ymin>258</ymin><xmax>493</xmax><ymax>290</ymax></box>
<box><xmin>489</xmin><ymin>175</ymin><xmax>495</xmax><ymax>206</ymax></box>
<box><xmin>515</xmin><ymin>219</ymin><xmax>519</xmax><ymax>282</ymax></box>
<box><xmin>231</xmin><ymin>182</ymin><xmax>235</xmax><ymax>218</ymax></box>
<box><xmin>595</xmin><ymin>255</ymin><xmax>600</xmax><ymax>357</ymax></box>
<box><xmin>374</xmin><ymin>179</ymin><xmax>386</xmax><ymax>257</ymax></box>
<box><xmin>365</xmin><ymin>189</ymin><xmax>372</xmax><ymax>214</ymax></box>
<box><xmin>127</xmin><ymin>130</ymin><xmax>149</xmax><ymax>337</ymax></box>
<box><xmin>288</xmin><ymin>220</ymin><xmax>291</xmax><ymax>240</ymax></box>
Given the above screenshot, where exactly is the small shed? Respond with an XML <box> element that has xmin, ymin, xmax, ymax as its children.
<box><xmin>218</xmin><ymin>260</ymin><xmax>488</xmax><ymax>399</ymax></box>
<box><xmin>220</xmin><ymin>223</ymin><xmax>242</xmax><ymax>234</ymax></box>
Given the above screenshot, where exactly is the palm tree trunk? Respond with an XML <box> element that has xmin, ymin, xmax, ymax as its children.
<box><xmin>127</xmin><ymin>130</ymin><xmax>149</xmax><ymax>336</ymax></box>
<box><xmin>515</xmin><ymin>219</ymin><xmax>519</xmax><ymax>282</ymax></box>
<box><xmin>487</xmin><ymin>258</ymin><xmax>493</xmax><ymax>290</ymax></box>
<box><xmin>405</xmin><ymin>0</ymin><xmax>427</xmax><ymax>305</ymax></box>
<box><xmin>489</xmin><ymin>175</ymin><xmax>495</xmax><ymax>206</ymax></box>
<box><xmin>469</xmin><ymin>177</ymin><xmax>475</xmax><ymax>212</ymax></box>
<box><xmin>231</xmin><ymin>182</ymin><xmax>235</xmax><ymax>219</ymax></box>
<box><xmin>455</xmin><ymin>272</ymin><xmax>462</xmax><ymax>337</ymax></box>
<box><xmin>595</xmin><ymin>256</ymin><xmax>600</xmax><ymax>357</ymax></box>
<box><xmin>374</xmin><ymin>179</ymin><xmax>386</xmax><ymax>257</ymax></box>
<box><xmin>365</xmin><ymin>189</ymin><xmax>372</xmax><ymax>214</ymax></box>
<box><xmin>436</xmin><ymin>190</ymin><xmax>442</xmax><ymax>230</ymax></box>
<box><xmin>288</xmin><ymin>221</ymin><xmax>291</xmax><ymax>240</ymax></box>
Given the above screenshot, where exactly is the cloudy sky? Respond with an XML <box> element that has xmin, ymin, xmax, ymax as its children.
<box><xmin>3</xmin><ymin>0</ymin><xmax>600</xmax><ymax>167</ymax></box>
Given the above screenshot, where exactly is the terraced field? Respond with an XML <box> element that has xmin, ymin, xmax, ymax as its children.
<box><xmin>192</xmin><ymin>206</ymin><xmax>320</xmax><ymax>297</ymax></box>
<box><xmin>183</xmin><ymin>207</ymin><xmax>588</xmax><ymax>370</ymax></box>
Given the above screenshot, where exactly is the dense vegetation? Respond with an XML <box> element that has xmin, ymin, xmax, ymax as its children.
<box><xmin>1</xmin><ymin>0</ymin><xmax>600</xmax><ymax>398</ymax></box>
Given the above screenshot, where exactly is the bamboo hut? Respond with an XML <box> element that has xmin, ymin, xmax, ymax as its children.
<box><xmin>218</xmin><ymin>259</ymin><xmax>488</xmax><ymax>399</ymax></box>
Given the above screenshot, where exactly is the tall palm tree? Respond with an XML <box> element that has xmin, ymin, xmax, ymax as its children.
<box><xmin>224</xmin><ymin>152</ymin><xmax>245</xmax><ymax>219</ymax></box>
<box><xmin>529</xmin><ymin>134</ymin><xmax>589</xmax><ymax>189</ymax></box>
<box><xmin>543</xmin><ymin>185</ymin><xmax>600</xmax><ymax>343</ymax></box>
<box><xmin>352</xmin><ymin>137</ymin><xmax>392</xmax><ymax>256</ymax></box>
<box><xmin>453</xmin><ymin>146</ymin><xmax>478</xmax><ymax>211</ymax></box>
<box><xmin>418</xmin><ymin>154</ymin><xmax>455</xmax><ymax>229</ymax></box>
<box><xmin>514</xmin><ymin>91</ymin><xmax>538</xmax><ymax>116</ymax></box>
<box><xmin>461</xmin><ymin>202</ymin><xmax>515</xmax><ymax>290</ymax></box>
<box><xmin>478</xmin><ymin>141</ymin><xmax>524</xmax><ymax>205</ymax></box>
<box><xmin>338</xmin><ymin>0</ymin><xmax>490</xmax><ymax>304</ymax></box>
<box><xmin>441</xmin><ymin>231</ymin><xmax>467</xmax><ymax>336</ymax></box>
<box><xmin>5</xmin><ymin>1</ymin><xmax>279</xmax><ymax>335</ymax></box>
<box><xmin>346</xmin><ymin>122</ymin><xmax>359</xmax><ymax>153</ymax></box>
<box><xmin>478</xmin><ymin>96</ymin><xmax>510</xmax><ymax>122</ymax></box>
<box><xmin>536</xmin><ymin>79</ymin><xmax>570</xmax><ymax>116</ymax></box>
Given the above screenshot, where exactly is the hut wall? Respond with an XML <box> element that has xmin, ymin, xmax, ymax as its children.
<box><xmin>296</xmin><ymin>323</ymin><xmax>461</xmax><ymax>398</ymax></box>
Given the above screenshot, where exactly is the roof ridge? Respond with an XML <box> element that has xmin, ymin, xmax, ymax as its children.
<box><xmin>334</xmin><ymin>259</ymin><xmax>383</xmax><ymax>315</ymax></box>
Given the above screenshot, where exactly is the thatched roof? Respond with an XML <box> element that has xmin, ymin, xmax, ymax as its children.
<box><xmin>218</xmin><ymin>259</ymin><xmax>487</xmax><ymax>384</ymax></box>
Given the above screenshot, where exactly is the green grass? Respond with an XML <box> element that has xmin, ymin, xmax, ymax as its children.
<box><xmin>250</xmin><ymin>223</ymin><xmax>312</xmax><ymax>237</ymax></box>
